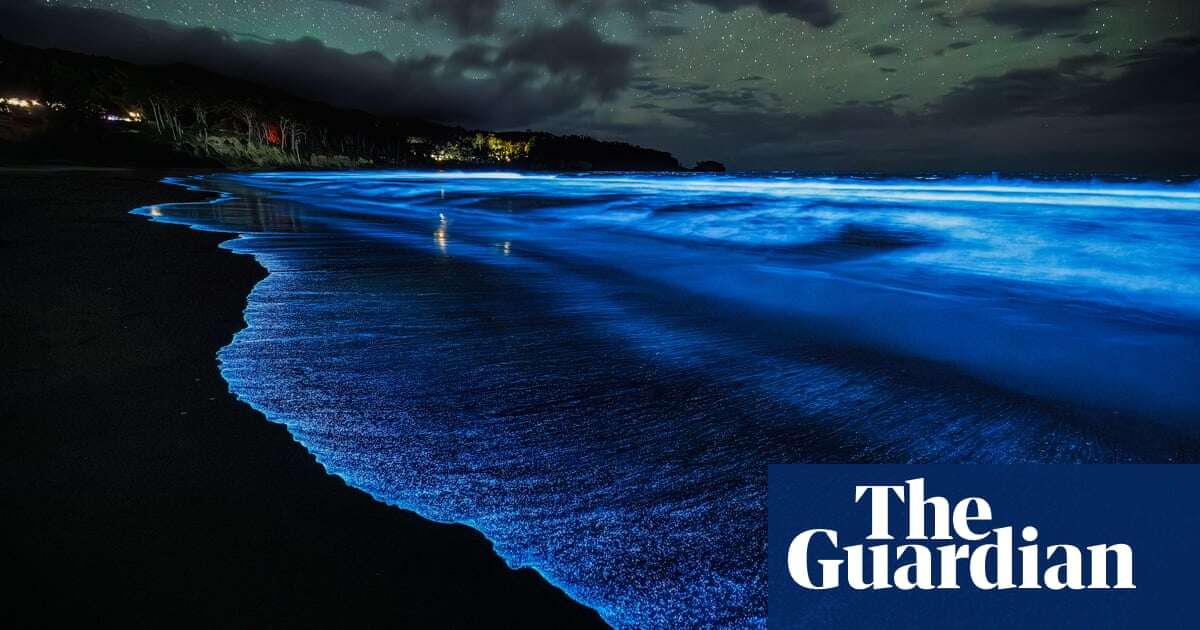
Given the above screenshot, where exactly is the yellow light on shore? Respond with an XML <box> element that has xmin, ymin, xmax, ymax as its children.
<box><xmin>102</xmin><ymin>111</ymin><xmax>144</xmax><ymax>123</ymax></box>
<box><xmin>1</xmin><ymin>96</ymin><xmax>42</xmax><ymax>109</ymax></box>
<box><xmin>2</xmin><ymin>97</ymin><xmax>65</xmax><ymax>112</ymax></box>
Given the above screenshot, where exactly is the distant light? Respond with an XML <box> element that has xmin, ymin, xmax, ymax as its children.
<box><xmin>102</xmin><ymin>112</ymin><xmax>142</xmax><ymax>123</ymax></box>
<box><xmin>1</xmin><ymin>96</ymin><xmax>42</xmax><ymax>109</ymax></box>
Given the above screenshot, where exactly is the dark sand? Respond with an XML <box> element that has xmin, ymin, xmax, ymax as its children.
<box><xmin>0</xmin><ymin>169</ymin><xmax>606</xmax><ymax>628</ymax></box>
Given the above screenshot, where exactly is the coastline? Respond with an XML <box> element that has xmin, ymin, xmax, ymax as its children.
<box><xmin>0</xmin><ymin>168</ymin><xmax>607</xmax><ymax>627</ymax></box>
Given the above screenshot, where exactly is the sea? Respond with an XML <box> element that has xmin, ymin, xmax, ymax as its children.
<box><xmin>136</xmin><ymin>171</ymin><xmax>1200</xmax><ymax>628</ymax></box>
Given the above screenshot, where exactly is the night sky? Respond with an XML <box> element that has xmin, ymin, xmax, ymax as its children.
<box><xmin>3</xmin><ymin>0</ymin><xmax>1198</xmax><ymax>172</ymax></box>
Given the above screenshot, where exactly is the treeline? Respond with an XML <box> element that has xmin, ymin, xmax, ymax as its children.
<box><xmin>0</xmin><ymin>36</ymin><xmax>459</xmax><ymax>168</ymax></box>
<box><xmin>138</xmin><ymin>95</ymin><xmax>427</xmax><ymax>169</ymax></box>
<box><xmin>0</xmin><ymin>38</ymin><xmax>693</xmax><ymax>172</ymax></box>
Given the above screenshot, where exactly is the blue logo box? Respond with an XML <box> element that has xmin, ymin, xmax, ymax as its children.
<box><xmin>767</xmin><ymin>465</ymin><xmax>1200</xmax><ymax>629</ymax></box>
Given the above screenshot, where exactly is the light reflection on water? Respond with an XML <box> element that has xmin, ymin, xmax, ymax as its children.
<box><xmin>136</xmin><ymin>171</ymin><xmax>1200</xmax><ymax>628</ymax></box>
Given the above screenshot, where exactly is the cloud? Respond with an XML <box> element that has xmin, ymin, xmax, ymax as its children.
<box><xmin>928</xmin><ymin>37</ymin><xmax>1198</xmax><ymax>123</ymax></box>
<box><xmin>929</xmin><ymin>68</ymin><xmax>1083</xmax><ymax>124</ymax></box>
<box><xmin>496</xmin><ymin>20</ymin><xmax>634</xmax><ymax>97</ymax></box>
<box><xmin>866</xmin><ymin>45</ymin><xmax>902</xmax><ymax>57</ymax></box>
<box><xmin>607</xmin><ymin>35</ymin><xmax>1200</xmax><ymax>172</ymax></box>
<box><xmin>1056</xmin><ymin>52</ymin><xmax>1111</xmax><ymax>74</ymax></box>
<box><xmin>645</xmin><ymin>24</ymin><xmax>688</xmax><ymax>37</ymax></box>
<box><xmin>970</xmin><ymin>1</ymin><xmax>1110</xmax><ymax>39</ymax></box>
<box><xmin>933</xmin><ymin>41</ymin><xmax>975</xmax><ymax>56</ymax></box>
<box><xmin>0</xmin><ymin>0</ymin><xmax>634</xmax><ymax>128</ymax></box>
<box><xmin>695</xmin><ymin>1</ymin><xmax>840</xmax><ymax>27</ymax></box>
<box><xmin>556</xmin><ymin>0</ymin><xmax>842</xmax><ymax>27</ymax></box>
<box><xmin>911</xmin><ymin>0</ymin><xmax>957</xmax><ymax>27</ymax></box>
<box><xmin>319</xmin><ymin>0</ymin><xmax>842</xmax><ymax>47</ymax></box>
<box><xmin>407</xmin><ymin>0</ymin><xmax>503</xmax><ymax>36</ymax></box>
<box><xmin>325</xmin><ymin>0</ymin><xmax>393</xmax><ymax>9</ymax></box>
<box><xmin>632</xmin><ymin>77</ymin><xmax>781</xmax><ymax>110</ymax></box>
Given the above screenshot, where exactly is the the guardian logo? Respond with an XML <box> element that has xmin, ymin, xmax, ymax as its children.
<box><xmin>788</xmin><ymin>478</ymin><xmax>1135</xmax><ymax>591</ymax></box>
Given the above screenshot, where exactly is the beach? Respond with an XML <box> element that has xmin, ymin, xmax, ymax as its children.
<box><xmin>5</xmin><ymin>168</ymin><xmax>1199</xmax><ymax>628</ymax></box>
<box><xmin>0</xmin><ymin>169</ymin><xmax>605</xmax><ymax>627</ymax></box>
<box><xmin>126</xmin><ymin>171</ymin><xmax>1200</xmax><ymax>627</ymax></box>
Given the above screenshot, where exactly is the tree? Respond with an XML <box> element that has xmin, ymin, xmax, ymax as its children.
<box><xmin>147</xmin><ymin>96</ymin><xmax>183</xmax><ymax>142</ymax></box>
<box><xmin>192</xmin><ymin>103</ymin><xmax>210</xmax><ymax>151</ymax></box>
<box><xmin>235</xmin><ymin>105</ymin><xmax>257</xmax><ymax>146</ymax></box>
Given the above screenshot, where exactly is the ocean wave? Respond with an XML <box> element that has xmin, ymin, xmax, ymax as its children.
<box><xmin>136</xmin><ymin>171</ymin><xmax>1200</xmax><ymax>628</ymax></box>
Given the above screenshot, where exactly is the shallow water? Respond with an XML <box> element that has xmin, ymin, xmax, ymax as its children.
<box><xmin>137</xmin><ymin>171</ymin><xmax>1200</xmax><ymax>628</ymax></box>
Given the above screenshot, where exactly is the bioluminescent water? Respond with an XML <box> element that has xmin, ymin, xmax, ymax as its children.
<box><xmin>137</xmin><ymin>171</ymin><xmax>1200</xmax><ymax>628</ymax></box>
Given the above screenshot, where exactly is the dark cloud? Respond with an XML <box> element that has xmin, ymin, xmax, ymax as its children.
<box><xmin>0</xmin><ymin>0</ymin><xmax>633</xmax><ymax>127</ymax></box>
<box><xmin>692</xmin><ymin>87</ymin><xmax>775</xmax><ymax>108</ymax></box>
<box><xmin>696</xmin><ymin>1</ymin><xmax>840</xmax><ymax>27</ymax></box>
<box><xmin>930</xmin><ymin>12</ymin><xmax>958</xmax><ymax>27</ymax></box>
<box><xmin>645</xmin><ymin>24</ymin><xmax>688</xmax><ymax>37</ymax></box>
<box><xmin>970</xmin><ymin>1</ymin><xmax>1110</xmax><ymax>39</ymax></box>
<box><xmin>325</xmin><ymin>0</ymin><xmax>393</xmax><ymax>9</ymax></box>
<box><xmin>1056</xmin><ymin>52</ymin><xmax>1111</xmax><ymax>74</ymax></box>
<box><xmin>633</xmin><ymin>78</ymin><xmax>779</xmax><ymax>110</ymax></box>
<box><xmin>336</xmin><ymin>0</ymin><xmax>841</xmax><ymax>30</ymax></box>
<box><xmin>560</xmin><ymin>0</ymin><xmax>843</xmax><ymax>27</ymax></box>
<box><xmin>1083</xmin><ymin>35</ymin><xmax>1200</xmax><ymax>116</ymax></box>
<box><xmin>496</xmin><ymin>20</ymin><xmax>634</xmax><ymax>97</ymax></box>
<box><xmin>407</xmin><ymin>0</ymin><xmax>503</xmax><ymax>36</ymax></box>
<box><xmin>866</xmin><ymin>45</ymin><xmax>902</xmax><ymax>57</ymax></box>
<box><xmin>911</xmin><ymin>0</ymin><xmax>957</xmax><ymax>27</ymax></box>
<box><xmin>928</xmin><ymin>37</ymin><xmax>1198</xmax><ymax>124</ymax></box>
<box><xmin>1162</xmin><ymin>34</ymin><xmax>1200</xmax><ymax>47</ymax></box>
<box><xmin>552</xmin><ymin>0</ymin><xmax>662</xmax><ymax>17</ymax></box>
<box><xmin>601</xmin><ymin>35</ymin><xmax>1199</xmax><ymax>172</ymax></box>
<box><xmin>930</xmin><ymin>68</ymin><xmax>1084</xmax><ymax>125</ymax></box>
<box><xmin>933</xmin><ymin>41</ymin><xmax>975</xmax><ymax>56</ymax></box>
<box><xmin>443</xmin><ymin>43</ymin><xmax>495</xmax><ymax>70</ymax></box>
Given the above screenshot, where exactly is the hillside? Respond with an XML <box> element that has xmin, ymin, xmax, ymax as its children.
<box><xmin>0</xmin><ymin>39</ymin><xmax>699</xmax><ymax>172</ymax></box>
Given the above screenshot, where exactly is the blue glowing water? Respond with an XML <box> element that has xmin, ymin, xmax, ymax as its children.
<box><xmin>137</xmin><ymin>171</ymin><xmax>1200</xmax><ymax>628</ymax></box>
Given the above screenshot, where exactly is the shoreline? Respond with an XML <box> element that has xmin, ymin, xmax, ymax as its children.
<box><xmin>143</xmin><ymin>171</ymin><xmax>612</xmax><ymax>621</ymax></box>
<box><xmin>0</xmin><ymin>168</ymin><xmax>606</xmax><ymax>627</ymax></box>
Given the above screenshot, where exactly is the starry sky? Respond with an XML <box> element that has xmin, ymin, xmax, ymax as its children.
<box><xmin>3</xmin><ymin>0</ymin><xmax>1199</xmax><ymax>172</ymax></box>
